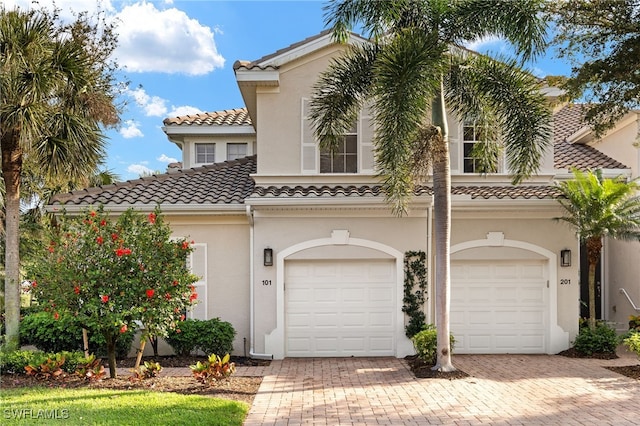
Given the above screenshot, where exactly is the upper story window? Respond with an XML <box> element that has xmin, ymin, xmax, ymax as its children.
<box><xmin>462</xmin><ymin>120</ymin><xmax>498</xmax><ymax>173</ymax></box>
<box><xmin>195</xmin><ymin>143</ymin><xmax>215</xmax><ymax>164</ymax></box>
<box><xmin>302</xmin><ymin>98</ymin><xmax>375</xmax><ymax>175</ymax></box>
<box><xmin>319</xmin><ymin>123</ymin><xmax>358</xmax><ymax>173</ymax></box>
<box><xmin>227</xmin><ymin>143</ymin><xmax>247</xmax><ymax>161</ymax></box>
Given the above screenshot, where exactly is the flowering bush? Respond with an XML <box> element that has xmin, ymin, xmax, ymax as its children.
<box><xmin>28</xmin><ymin>207</ymin><xmax>199</xmax><ymax>377</ymax></box>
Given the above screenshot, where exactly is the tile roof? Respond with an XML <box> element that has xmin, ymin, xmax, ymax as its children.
<box><xmin>553</xmin><ymin>105</ymin><xmax>629</xmax><ymax>170</ymax></box>
<box><xmin>162</xmin><ymin>108</ymin><xmax>251</xmax><ymax>126</ymax></box>
<box><xmin>51</xmin><ymin>156</ymin><xmax>256</xmax><ymax>207</ymax></box>
<box><xmin>233</xmin><ymin>29</ymin><xmax>333</xmax><ymax>71</ymax></box>
<box><xmin>251</xmin><ymin>185</ymin><xmax>560</xmax><ymax>200</ymax></box>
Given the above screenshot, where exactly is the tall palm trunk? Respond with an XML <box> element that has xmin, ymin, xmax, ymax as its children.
<box><xmin>2</xmin><ymin>130</ymin><xmax>23</xmax><ymax>351</ymax></box>
<box><xmin>586</xmin><ymin>237</ymin><xmax>602</xmax><ymax>331</ymax></box>
<box><xmin>431</xmin><ymin>83</ymin><xmax>455</xmax><ymax>372</ymax></box>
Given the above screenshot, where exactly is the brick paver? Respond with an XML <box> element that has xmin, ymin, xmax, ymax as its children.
<box><xmin>243</xmin><ymin>349</ymin><xmax>640</xmax><ymax>425</ymax></box>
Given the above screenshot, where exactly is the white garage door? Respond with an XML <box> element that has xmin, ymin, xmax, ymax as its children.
<box><xmin>451</xmin><ymin>260</ymin><xmax>548</xmax><ymax>354</ymax></box>
<box><xmin>285</xmin><ymin>259</ymin><xmax>396</xmax><ymax>357</ymax></box>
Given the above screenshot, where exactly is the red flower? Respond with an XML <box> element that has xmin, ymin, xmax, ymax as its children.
<box><xmin>74</xmin><ymin>286</ymin><xmax>80</xmax><ymax>295</ymax></box>
<box><xmin>100</xmin><ymin>219</ymin><xmax>107</xmax><ymax>226</ymax></box>
<box><xmin>120</xmin><ymin>324</ymin><xmax>128</xmax><ymax>333</ymax></box>
<box><xmin>31</xmin><ymin>280</ymin><xmax>37</xmax><ymax>288</ymax></box>
<box><xmin>90</xmin><ymin>211</ymin><xmax>96</xmax><ymax>217</ymax></box>
<box><xmin>48</xmin><ymin>246</ymin><xmax>54</xmax><ymax>253</ymax></box>
<box><xmin>101</xmin><ymin>295</ymin><xmax>109</xmax><ymax>303</ymax></box>
<box><xmin>172</xmin><ymin>280</ymin><xmax>178</xmax><ymax>286</ymax></box>
<box><xmin>181</xmin><ymin>241</ymin><xmax>189</xmax><ymax>250</ymax></box>
<box><xmin>53</xmin><ymin>312</ymin><xmax>59</xmax><ymax>320</ymax></box>
<box><xmin>148</xmin><ymin>213</ymin><xmax>156</xmax><ymax>224</ymax></box>
<box><xmin>164</xmin><ymin>293</ymin><xmax>171</xmax><ymax>300</ymax></box>
<box><xmin>189</xmin><ymin>293</ymin><xmax>198</xmax><ymax>302</ymax></box>
<box><xmin>115</xmin><ymin>248</ymin><xmax>132</xmax><ymax>257</ymax></box>
<box><xmin>146</xmin><ymin>289</ymin><xmax>155</xmax><ymax>298</ymax></box>
<box><xmin>176</xmin><ymin>329</ymin><xmax>181</xmax><ymax>334</ymax></box>
<box><xmin>111</xmin><ymin>233</ymin><xmax>118</xmax><ymax>241</ymax></box>
<box><xmin>96</xmin><ymin>236</ymin><xmax>104</xmax><ymax>245</ymax></box>
<box><xmin>179</xmin><ymin>314</ymin><xmax>185</xmax><ymax>321</ymax></box>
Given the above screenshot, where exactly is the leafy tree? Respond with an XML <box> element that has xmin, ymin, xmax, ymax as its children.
<box><xmin>0</xmin><ymin>6</ymin><xmax>120</xmax><ymax>350</ymax></box>
<box><xmin>28</xmin><ymin>207</ymin><xmax>199</xmax><ymax>378</ymax></box>
<box><xmin>311</xmin><ymin>0</ymin><xmax>551</xmax><ymax>371</ymax></box>
<box><xmin>556</xmin><ymin>169</ymin><xmax>640</xmax><ymax>330</ymax></box>
<box><xmin>546</xmin><ymin>0</ymin><xmax>640</xmax><ymax>135</ymax></box>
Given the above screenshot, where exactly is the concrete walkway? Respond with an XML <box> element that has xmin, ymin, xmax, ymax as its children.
<box><xmin>242</xmin><ymin>349</ymin><xmax>640</xmax><ymax>425</ymax></box>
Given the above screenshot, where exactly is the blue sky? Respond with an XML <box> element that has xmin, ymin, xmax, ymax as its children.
<box><xmin>7</xmin><ymin>0</ymin><xmax>572</xmax><ymax>181</ymax></box>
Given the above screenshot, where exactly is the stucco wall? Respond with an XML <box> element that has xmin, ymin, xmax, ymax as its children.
<box><xmin>604</xmin><ymin>238</ymin><xmax>640</xmax><ymax>332</ymax></box>
<box><xmin>168</xmin><ymin>215</ymin><xmax>250</xmax><ymax>356</ymax></box>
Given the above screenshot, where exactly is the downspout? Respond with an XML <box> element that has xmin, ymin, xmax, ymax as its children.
<box><xmin>246</xmin><ymin>205</ymin><xmax>274</xmax><ymax>360</ymax></box>
<box><xmin>427</xmin><ymin>203</ymin><xmax>433</xmax><ymax>323</ymax></box>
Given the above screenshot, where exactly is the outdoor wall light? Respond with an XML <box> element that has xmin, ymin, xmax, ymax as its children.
<box><xmin>560</xmin><ymin>249</ymin><xmax>571</xmax><ymax>267</ymax></box>
<box><xmin>264</xmin><ymin>248</ymin><xmax>273</xmax><ymax>266</ymax></box>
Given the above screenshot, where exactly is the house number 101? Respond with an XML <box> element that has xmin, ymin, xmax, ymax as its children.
<box><xmin>262</xmin><ymin>280</ymin><xmax>272</xmax><ymax>286</ymax></box>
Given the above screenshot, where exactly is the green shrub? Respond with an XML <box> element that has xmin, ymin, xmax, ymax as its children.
<box><xmin>622</xmin><ymin>331</ymin><xmax>640</xmax><ymax>359</ymax></box>
<box><xmin>0</xmin><ymin>350</ymin><xmax>43</xmax><ymax>374</ymax></box>
<box><xmin>20</xmin><ymin>311</ymin><xmax>134</xmax><ymax>359</ymax></box>
<box><xmin>411</xmin><ymin>324</ymin><xmax>455</xmax><ymax>365</ymax></box>
<box><xmin>166</xmin><ymin>318</ymin><xmax>236</xmax><ymax>356</ymax></box>
<box><xmin>573</xmin><ymin>322</ymin><xmax>619</xmax><ymax>355</ymax></box>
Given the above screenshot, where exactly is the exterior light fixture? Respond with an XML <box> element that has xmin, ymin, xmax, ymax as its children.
<box><xmin>560</xmin><ymin>249</ymin><xmax>571</xmax><ymax>267</ymax></box>
<box><xmin>264</xmin><ymin>248</ymin><xmax>273</xmax><ymax>266</ymax></box>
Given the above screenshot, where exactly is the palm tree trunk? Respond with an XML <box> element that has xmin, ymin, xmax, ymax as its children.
<box><xmin>431</xmin><ymin>82</ymin><xmax>455</xmax><ymax>372</ymax></box>
<box><xmin>586</xmin><ymin>237</ymin><xmax>602</xmax><ymax>331</ymax></box>
<box><xmin>2</xmin><ymin>133</ymin><xmax>23</xmax><ymax>351</ymax></box>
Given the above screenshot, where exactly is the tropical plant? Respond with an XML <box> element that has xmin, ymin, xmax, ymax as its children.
<box><xmin>412</xmin><ymin>324</ymin><xmax>455</xmax><ymax>365</ymax></box>
<box><xmin>310</xmin><ymin>0</ymin><xmax>551</xmax><ymax>371</ymax></box>
<box><xmin>545</xmin><ymin>0</ymin><xmax>640</xmax><ymax>135</ymax></box>
<box><xmin>572</xmin><ymin>321</ymin><xmax>619</xmax><ymax>356</ymax></box>
<box><xmin>556</xmin><ymin>169</ymin><xmax>640</xmax><ymax>330</ymax></box>
<box><xmin>27</xmin><ymin>207</ymin><xmax>199</xmax><ymax>378</ymax></box>
<box><xmin>622</xmin><ymin>331</ymin><xmax>640</xmax><ymax>360</ymax></box>
<box><xmin>189</xmin><ymin>353</ymin><xmax>236</xmax><ymax>385</ymax></box>
<box><xmin>0</xmin><ymin>6</ymin><xmax>120</xmax><ymax>350</ymax></box>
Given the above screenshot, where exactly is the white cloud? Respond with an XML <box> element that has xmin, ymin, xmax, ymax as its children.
<box><xmin>120</xmin><ymin>121</ymin><xmax>143</xmax><ymax>139</ymax></box>
<box><xmin>127</xmin><ymin>164</ymin><xmax>153</xmax><ymax>176</ymax></box>
<box><xmin>114</xmin><ymin>2</ymin><xmax>225</xmax><ymax>75</ymax></box>
<box><xmin>157</xmin><ymin>154</ymin><xmax>179</xmax><ymax>163</ymax></box>
<box><xmin>463</xmin><ymin>35</ymin><xmax>505</xmax><ymax>53</ymax></box>
<box><xmin>127</xmin><ymin>87</ymin><xmax>168</xmax><ymax>117</ymax></box>
<box><xmin>167</xmin><ymin>105</ymin><xmax>203</xmax><ymax>118</ymax></box>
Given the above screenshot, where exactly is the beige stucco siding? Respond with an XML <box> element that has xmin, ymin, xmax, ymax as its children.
<box><xmin>594</xmin><ymin>118</ymin><xmax>640</xmax><ymax>178</ymax></box>
<box><xmin>604</xmin><ymin>238</ymin><xmax>640</xmax><ymax>331</ymax></box>
<box><xmin>168</xmin><ymin>215</ymin><xmax>250</xmax><ymax>356</ymax></box>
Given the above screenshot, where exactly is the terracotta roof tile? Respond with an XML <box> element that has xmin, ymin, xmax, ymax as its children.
<box><xmin>252</xmin><ymin>184</ymin><xmax>559</xmax><ymax>200</ymax></box>
<box><xmin>163</xmin><ymin>108</ymin><xmax>251</xmax><ymax>126</ymax></box>
<box><xmin>51</xmin><ymin>156</ymin><xmax>256</xmax><ymax>207</ymax></box>
<box><xmin>553</xmin><ymin>105</ymin><xmax>629</xmax><ymax>170</ymax></box>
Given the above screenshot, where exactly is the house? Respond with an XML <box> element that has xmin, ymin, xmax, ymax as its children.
<box><xmin>50</xmin><ymin>30</ymin><xmax>640</xmax><ymax>359</ymax></box>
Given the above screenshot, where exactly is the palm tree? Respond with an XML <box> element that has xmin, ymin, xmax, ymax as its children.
<box><xmin>556</xmin><ymin>169</ymin><xmax>640</xmax><ymax>330</ymax></box>
<box><xmin>0</xmin><ymin>7</ymin><xmax>119</xmax><ymax>349</ymax></box>
<box><xmin>310</xmin><ymin>0</ymin><xmax>551</xmax><ymax>371</ymax></box>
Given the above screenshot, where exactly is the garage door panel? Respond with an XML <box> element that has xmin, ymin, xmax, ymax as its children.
<box><xmin>452</xmin><ymin>260</ymin><xmax>547</xmax><ymax>354</ymax></box>
<box><xmin>286</xmin><ymin>259</ymin><xmax>396</xmax><ymax>357</ymax></box>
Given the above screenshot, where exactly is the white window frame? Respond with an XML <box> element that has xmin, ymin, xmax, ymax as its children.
<box><xmin>227</xmin><ymin>143</ymin><xmax>248</xmax><ymax>161</ymax></box>
<box><xmin>194</xmin><ymin>143</ymin><xmax>216</xmax><ymax>165</ymax></box>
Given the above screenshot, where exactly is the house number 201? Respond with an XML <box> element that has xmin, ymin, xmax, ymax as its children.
<box><xmin>262</xmin><ymin>280</ymin><xmax>272</xmax><ymax>286</ymax></box>
<box><xmin>560</xmin><ymin>279</ymin><xmax>571</xmax><ymax>285</ymax></box>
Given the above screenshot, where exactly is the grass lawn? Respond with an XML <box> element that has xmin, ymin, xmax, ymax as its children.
<box><xmin>1</xmin><ymin>386</ymin><xmax>248</xmax><ymax>425</ymax></box>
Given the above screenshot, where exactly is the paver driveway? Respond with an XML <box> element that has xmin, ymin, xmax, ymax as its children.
<box><xmin>241</xmin><ymin>350</ymin><xmax>639</xmax><ymax>425</ymax></box>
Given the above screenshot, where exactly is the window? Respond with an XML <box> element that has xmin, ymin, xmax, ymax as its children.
<box><xmin>195</xmin><ymin>143</ymin><xmax>215</xmax><ymax>164</ymax></box>
<box><xmin>227</xmin><ymin>143</ymin><xmax>247</xmax><ymax>161</ymax></box>
<box><xmin>319</xmin><ymin>122</ymin><xmax>358</xmax><ymax>173</ymax></box>
<box><xmin>462</xmin><ymin>120</ymin><xmax>498</xmax><ymax>173</ymax></box>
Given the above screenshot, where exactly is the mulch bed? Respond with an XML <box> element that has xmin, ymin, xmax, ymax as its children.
<box><xmin>405</xmin><ymin>355</ymin><xmax>470</xmax><ymax>380</ymax></box>
<box><xmin>557</xmin><ymin>347</ymin><xmax>640</xmax><ymax>380</ymax></box>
